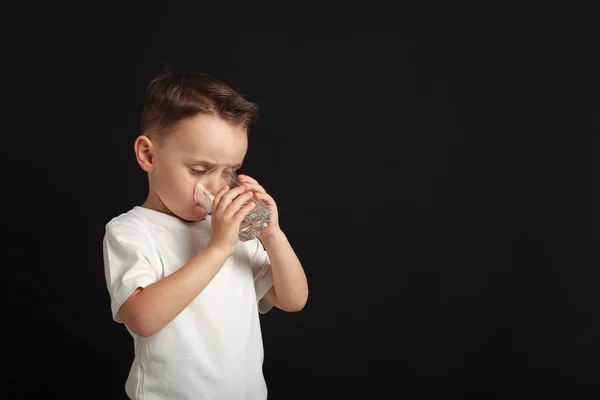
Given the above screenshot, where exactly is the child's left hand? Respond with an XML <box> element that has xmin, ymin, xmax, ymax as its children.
<box><xmin>236</xmin><ymin>174</ymin><xmax>281</xmax><ymax>238</ymax></box>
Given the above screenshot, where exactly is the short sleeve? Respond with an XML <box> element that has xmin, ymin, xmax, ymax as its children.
<box><xmin>103</xmin><ymin>222</ymin><xmax>158</xmax><ymax>322</ymax></box>
<box><xmin>248</xmin><ymin>238</ymin><xmax>273</xmax><ymax>314</ymax></box>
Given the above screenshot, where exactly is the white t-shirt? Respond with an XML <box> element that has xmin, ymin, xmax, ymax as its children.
<box><xmin>102</xmin><ymin>206</ymin><xmax>274</xmax><ymax>400</ymax></box>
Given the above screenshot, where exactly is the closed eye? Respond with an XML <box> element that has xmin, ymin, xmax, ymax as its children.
<box><xmin>191</xmin><ymin>168</ymin><xmax>207</xmax><ymax>176</ymax></box>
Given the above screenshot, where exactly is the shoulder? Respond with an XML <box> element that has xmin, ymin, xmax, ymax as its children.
<box><xmin>237</xmin><ymin>238</ymin><xmax>270</xmax><ymax>272</ymax></box>
<box><xmin>104</xmin><ymin>207</ymin><xmax>152</xmax><ymax>240</ymax></box>
<box><xmin>239</xmin><ymin>238</ymin><xmax>264</xmax><ymax>257</ymax></box>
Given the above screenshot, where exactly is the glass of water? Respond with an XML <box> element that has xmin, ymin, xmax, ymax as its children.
<box><xmin>194</xmin><ymin>167</ymin><xmax>271</xmax><ymax>242</ymax></box>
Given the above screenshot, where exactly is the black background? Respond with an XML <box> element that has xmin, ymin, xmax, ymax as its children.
<box><xmin>5</xmin><ymin>1</ymin><xmax>600</xmax><ymax>399</ymax></box>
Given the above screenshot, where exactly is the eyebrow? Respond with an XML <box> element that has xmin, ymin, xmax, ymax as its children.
<box><xmin>189</xmin><ymin>159</ymin><xmax>242</xmax><ymax>169</ymax></box>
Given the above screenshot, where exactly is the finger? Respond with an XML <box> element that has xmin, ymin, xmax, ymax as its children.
<box><xmin>225</xmin><ymin>191</ymin><xmax>254</xmax><ymax>217</ymax></box>
<box><xmin>215</xmin><ymin>185</ymin><xmax>247</xmax><ymax>213</ymax></box>
<box><xmin>253</xmin><ymin>192</ymin><xmax>274</xmax><ymax>204</ymax></box>
<box><xmin>233</xmin><ymin>200</ymin><xmax>256</xmax><ymax>222</ymax></box>
<box><xmin>242</xmin><ymin>182</ymin><xmax>266</xmax><ymax>194</ymax></box>
<box><xmin>236</xmin><ymin>174</ymin><xmax>258</xmax><ymax>184</ymax></box>
<box><xmin>212</xmin><ymin>185</ymin><xmax>230</xmax><ymax>210</ymax></box>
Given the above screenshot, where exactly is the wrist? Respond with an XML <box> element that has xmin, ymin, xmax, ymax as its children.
<box><xmin>259</xmin><ymin>228</ymin><xmax>285</xmax><ymax>245</ymax></box>
<box><xmin>203</xmin><ymin>243</ymin><xmax>231</xmax><ymax>263</ymax></box>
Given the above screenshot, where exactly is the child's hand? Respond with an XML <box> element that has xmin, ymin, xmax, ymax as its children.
<box><xmin>207</xmin><ymin>185</ymin><xmax>256</xmax><ymax>257</ymax></box>
<box><xmin>237</xmin><ymin>174</ymin><xmax>281</xmax><ymax>238</ymax></box>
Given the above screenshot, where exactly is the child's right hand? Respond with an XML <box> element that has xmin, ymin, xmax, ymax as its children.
<box><xmin>206</xmin><ymin>185</ymin><xmax>255</xmax><ymax>257</ymax></box>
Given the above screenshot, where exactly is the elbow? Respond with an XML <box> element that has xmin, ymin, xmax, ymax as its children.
<box><xmin>287</xmin><ymin>302</ymin><xmax>305</xmax><ymax>312</ymax></box>
<box><xmin>120</xmin><ymin>310</ymin><xmax>162</xmax><ymax>338</ymax></box>
<box><xmin>118</xmin><ymin>291</ymin><xmax>165</xmax><ymax>337</ymax></box>
<box><xmin>285</xmin><ymin>294</ymin><xmax>308</xmax><ymax>312</ymax></box>
<box><xmin>130</xmin><ymin>323</ymin><xmax>159</xmax><ymax>338</ymax></box>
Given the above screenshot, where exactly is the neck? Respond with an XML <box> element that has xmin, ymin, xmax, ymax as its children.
<box><xmin>142</xmin><ymin>190</ymin><xmax>174</xmax><ymax>217</ymax></box>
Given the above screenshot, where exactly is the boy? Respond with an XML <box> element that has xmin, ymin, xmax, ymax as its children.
<box><xmin>102</xmin><ymin>71</ymin><xmax>309</xmax><ymax>399</ymax></box>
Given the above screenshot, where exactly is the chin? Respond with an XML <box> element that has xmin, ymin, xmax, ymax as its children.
<box><xmin>180</xmin><ymin>206</ymin><xmax>209</xmax><ymax>222</ymax></box>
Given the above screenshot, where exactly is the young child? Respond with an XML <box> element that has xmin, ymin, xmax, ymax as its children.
<box><xmin>102</xmin><ymin>70</ymin><xmax>309</xmax><ymax>399</ymax></box>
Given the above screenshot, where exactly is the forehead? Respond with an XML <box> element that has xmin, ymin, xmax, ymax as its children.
<box><xmin>164</xmin><ymin>114</ymin><xmax>248</xmax><ymax>163</ymax></box>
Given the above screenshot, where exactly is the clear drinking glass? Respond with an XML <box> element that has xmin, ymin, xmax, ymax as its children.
<box><xmin>194</xmin><ymin>167</ymin><xmax>271</xmax><ymax>242</ymax></box>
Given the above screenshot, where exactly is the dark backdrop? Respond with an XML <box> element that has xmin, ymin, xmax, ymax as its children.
<box><xmin>5</xmin><ymin>1</ymin><xmax>599</xmax><ymax>399</ymax></box>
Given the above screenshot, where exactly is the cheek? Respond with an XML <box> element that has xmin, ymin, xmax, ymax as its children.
<box><xmin>155</xmin><ymin>167</ymin><xmax>193</xmax><ymax>199</ymax></box>
<box><xmin>184</xmin><ymin>176</ymin><xmax>199</xmax><ymax>202</ymax></box>
<box><xmin>178</xmin><ymin>170</ymin><xmax>200</xmax><ymax>202</ymax></box>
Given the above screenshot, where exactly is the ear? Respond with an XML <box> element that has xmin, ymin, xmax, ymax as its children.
<box><xmin>134</xmin><ymin>135</ymin><xmax>155</xmax><ymax>172</ymax></box>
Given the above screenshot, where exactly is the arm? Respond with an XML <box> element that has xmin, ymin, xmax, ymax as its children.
<box><xmin>118</xmin><ymin>245</ymin><xmax>228</xmax><ymax>337</ymax></box>
<box><xmin>120</xmin><ymin>185</ymin><xmax>255</xmax><ymax>337</ymax></box>
<box><xmin>261</xmin><ymin>230</ymin><xmax>309</xmax><ymax>312</ymax></box>
<box><xmin>236</xmin><ymin>174</ymin><xmax>309</xmax><ymax>313</ymax></box>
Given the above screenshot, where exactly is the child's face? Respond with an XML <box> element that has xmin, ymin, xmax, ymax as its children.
<box><xmin>145</xmin><ymin>114</ymin><xmax>248</xmax><ymax>221</ymax></box>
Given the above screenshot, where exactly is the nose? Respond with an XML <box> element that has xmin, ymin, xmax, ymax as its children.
<box><xmin>204</xmin><ymin>172</ymin><xmax>229</xmax><ymax>195</ymax></box>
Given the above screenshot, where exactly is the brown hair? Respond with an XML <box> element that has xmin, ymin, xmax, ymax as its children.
<box><xmin>139</xmin><ymin>71</ymin><xmax>259</xmax><ymax>144</ymax></box>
